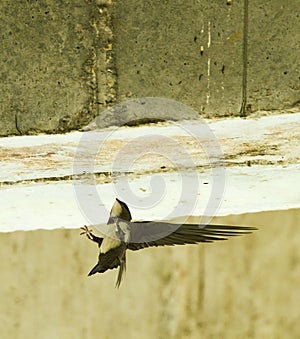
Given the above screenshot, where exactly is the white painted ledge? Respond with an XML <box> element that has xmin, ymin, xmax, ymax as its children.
<box><xmin>0</xmin><ymin>112</ymin><xmax>299</xmax><ymax>232</ymax></box>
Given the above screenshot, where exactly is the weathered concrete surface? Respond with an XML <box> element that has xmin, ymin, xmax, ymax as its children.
<box><xmin>1</xmin><ymin>112</ymin><xmax>299</xmax><ymax>183</ymax></box>
<box><xmin>113</xmin><ymin>0</ymin><xmax>300</xmax><ymax>116</ymax></box>
<box><xmin>113</xmin><ymin>0</ymin><xmax>245</xmax><ymax>115</ymax></box>
<box><xmin>0</xmin><ymin>113</ymin><xmax>299</xmax><ymax>231</ymax></box>
<box><xmin>247</xmin><ymin>1</ymin><xmax>300</xmax><ymax>112</ymax></box>
<box><xmin>1</xmin><ymin>1</ymin><xmax>300</xmax><ymax>136</ymax></box>
<box><xmin>0</xmin><ymin>0</ymin><xmax>115</xmax><ymax>136</ymax></box>
<box><xmin>0</xmin><ymin>209</ymin><xmax>299</xmax><ymax>338</ymax></box>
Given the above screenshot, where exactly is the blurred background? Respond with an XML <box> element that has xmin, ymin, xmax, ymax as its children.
<box><xmin>1</xmin><ymin>209</ymin><xmax>299</xmax><ymax>338</ymax></box>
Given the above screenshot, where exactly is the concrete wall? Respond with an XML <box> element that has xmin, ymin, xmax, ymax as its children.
<box><xmin>1</xmin><ymin>209</ymin><xmax>299</xmax><ymax>338</ymax></box>
<box><xmin>0</xmin><ymin>0</ymin><xmax>115</xmax><ymax>136</ymax></box>
<box><xmin>1</xmin><ymin>0</ymin><xmax>300</xmax><ymax>136</ymax></box>
<box><xmin>114</xmin><ymin>0</ymin><xmax>300</xmax><ymax>116</ymax></box>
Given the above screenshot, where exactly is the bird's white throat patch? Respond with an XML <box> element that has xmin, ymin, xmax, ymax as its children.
<box><xmin>100</xmin><ymin>237</ymin><xmax>122</xmax><ymax>254</ymax></box>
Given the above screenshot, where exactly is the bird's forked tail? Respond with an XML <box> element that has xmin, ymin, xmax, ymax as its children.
<box><xmin>116</xmin><ymin>254</ymin><xmax>126</xmax><ymax>288</ymax></box>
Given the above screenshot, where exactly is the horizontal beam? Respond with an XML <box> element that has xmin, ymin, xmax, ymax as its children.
<box><xmin>1</xmin><ymin>112</ymin><xmax>299</xmax><ymax>232</ymax></box>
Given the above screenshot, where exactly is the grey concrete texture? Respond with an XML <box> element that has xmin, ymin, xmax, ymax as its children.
<box><xmin>0</xmin><ymin>0</ymin><xmax>114</xmax><ymax>136</ymax></box>
<box><xmin>1</xmin><ymin>0</ymin><xmax>299</xmax><ymax>136</ymax></box>
<box><xmin>114</xmin><ymin>0</ymin><xmax>300</xmax><ymax>115</ymax></box>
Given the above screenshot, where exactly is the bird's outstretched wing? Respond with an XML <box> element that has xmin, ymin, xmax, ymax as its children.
<box><xmin>127</xmin><ymin>222</ymin><xmax>257</xmax><ymax>251</ymax></box>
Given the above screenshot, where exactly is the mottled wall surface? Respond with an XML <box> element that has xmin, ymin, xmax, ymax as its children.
<box><xmin>113</xmin><ymin>0</ymin><xmax>245</xmax><ymax>116</ymax></box>
<box><xmin>1</xmin><ymin>209</ymin><xmax>299</xmax><ymax>338</ymax></box>
<box><xmin>1</xmin><ymin>1</ymin><xmax>300</xmax><ymax>136</ymax></box>
<box><xmin>0</xmin><ymin>0</ymin><xmax>114</xmax><ymax>136</ymax></box>
<box><xmin>113</xmin><ymin>0</ymin><xmax>300</xmax><ymax>116</ymax></box>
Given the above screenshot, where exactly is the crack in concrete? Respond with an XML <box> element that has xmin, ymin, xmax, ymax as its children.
<box><xmin>0</xmin><ymin>158</ymin><xmax>284</xmax><ymax>188</ymax></box>
<box><xmin>15</xmin><ymin>113</ymin><xmax>23</xmax><ymax>135</ymax></box>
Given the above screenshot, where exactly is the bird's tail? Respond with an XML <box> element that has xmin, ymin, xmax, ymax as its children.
<box><xmin>88</xmin><ymin>263</ymin><xmax>103</xmax><ymax>276</ymax></box>
<box><xmin>115</xmin><ymin>254</ymin><xmax>126</xmax><ymax>288</ymax></box>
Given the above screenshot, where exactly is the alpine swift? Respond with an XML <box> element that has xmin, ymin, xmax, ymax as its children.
<box><xmin>81</xmin><ymin>198</ymin><xmax>256</xmax><ymax>287</ymax></box>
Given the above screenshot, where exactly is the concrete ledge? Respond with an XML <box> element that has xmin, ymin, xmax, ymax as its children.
<box><xmin>0</xmin><ymin>112</ymin><xmax>299</xmax><ymax>232</ymax></box>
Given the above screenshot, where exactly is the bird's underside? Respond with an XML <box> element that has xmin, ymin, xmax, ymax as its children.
<box><xmin>81</xmin><ymin>198</ymin><xmax>257</xmax><ymax>287</ymax></box>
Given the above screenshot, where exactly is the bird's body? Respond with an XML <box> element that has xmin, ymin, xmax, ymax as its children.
<box><xmin>81</xmin><ymin>199</ymin><xmax>132</xmax><ymax>287</ymax></box>
<box><xmin>81</xmin><ymin>198</ymin><xmax>256</xmax><ymax>287</ymax></box>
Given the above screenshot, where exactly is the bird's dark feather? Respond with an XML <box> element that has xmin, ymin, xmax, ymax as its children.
<box><xmin>88</xmin><ymin>244</ymin><xmax>126</xmax><ymax>276</ymax></box>
<box><xmin>82</xmin><ymin>198</ymin><xmax>257</xmax><ymax>287</ymax></box>
<box><xmin>126</xmin><ymin>222</ymin><xmax>256</xmax><ymax>251</ymax></box>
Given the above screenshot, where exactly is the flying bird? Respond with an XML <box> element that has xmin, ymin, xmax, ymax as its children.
<box><xmin>81</xmin><ymin>198</ymin><xmax>256</xmax><ymax>287</ymax></box>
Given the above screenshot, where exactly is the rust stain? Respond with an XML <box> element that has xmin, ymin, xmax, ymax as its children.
<box><xmin>227</xmin><ymin>31</ymin><xmax>242</xmax><ymax>42</ymax></box>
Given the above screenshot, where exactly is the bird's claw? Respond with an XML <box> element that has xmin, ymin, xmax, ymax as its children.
<box><xmin>80</xmin><ymin>226</ymin><xmax>93</xmax><ymax>240</ymax></box>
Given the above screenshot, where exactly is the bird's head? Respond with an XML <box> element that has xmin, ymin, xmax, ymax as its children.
<box><xmin>108</xmin><ymin>198</ymin><xmax>132</xmax><ymax>224</ymax></box>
